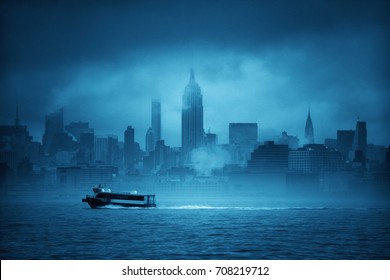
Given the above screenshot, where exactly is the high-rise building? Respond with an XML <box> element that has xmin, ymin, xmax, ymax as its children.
<box><xmin>78</xmin><ymin>131</ymin><xmax>94</xmax><ymax>164</ymax></box>
<box><xmin>124</xmin><ymin>126</ymin><xmax>135</xmax><ymax>169</ymax></box>
<box><xmin>337</xmin><ymin>130</ymin><xmax>354</xmax><ymax>152</ymax></box>
<box><xmin>145</xmin><ymin>127</ymin><xmax>155</xmax><ymax>156</ymax></box>
<box><xmin>95</xmin><ymin>135</ymin><xmax>119</xmax><ymax>166</ymax></box>
<box><xmin>151</xmin><ymin>100</ymin><xmax>161</xmax><ymax>147</ymax></box>
<box><xmin>229</xmin><ymin>123</ymin><xmax>258</xmax><ymax>165</ymax></box>
<box><xmin>0</xmin><ymin>106</ymin><xmax>36</xmax><ymax>174</ymax></box>
<box><xmin>304</xmin><ymin>108</ymin><xmax>314</xmax><ymax>144</ymax></box>
<box><xmin>247</xmin><ymin>141</ymin><xmax>289</xmax><ymax>172</ymax></box>
<box><xmin>352</xmin><ymin>118</ymin><xmax>367</xmax><ymax>156</ymax></box>
<box><xmin>65</xmin><ymin>121</ymin><xmax>93</xmax><ymax>142</ymax></box>
<box><xmin>337</xmin><ymin>130</ymin><xmax>354</xmax><ymax>160</ymax></box>
<box><xmin>42</xmin><ymin>108</ymin><xmax>64</xmax><ymax>155</ymax></box>
<box><xmin>289</xmin><ymin>144</ymin><xmax>345</xmax><ymax>173</ymax></box>
<box><xmin>181</xmin><ymin>69</ymin><xmax>203</xmax><ymax>163</ymax></box>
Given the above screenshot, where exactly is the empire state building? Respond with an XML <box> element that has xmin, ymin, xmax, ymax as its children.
<box><xmin>182</xmin><ymin>69</ymin><xmax>204</xmax><ymax>163</ymax></box>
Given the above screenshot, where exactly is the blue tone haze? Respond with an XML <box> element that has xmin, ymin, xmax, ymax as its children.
<box><xmin>1</xmin><ymin>0</ymin><xmax>390</xmax><ymax>261</ymax></box>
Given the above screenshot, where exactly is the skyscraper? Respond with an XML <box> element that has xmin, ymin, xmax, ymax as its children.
<box><xmin>181</xmin><ymin>69</ymin><xmax>203</xmax><ymax>163</ymax></box>
<box><xmin>94</xmin><ymin>135</ymin><xmax>119</xmax><ymax>165</ymax></box>
<box><xmin>353</xmin><ymin>118</ymin><xmax>367</xmax><ymax>156</ymax></box>
<box><xmin>151</xmin><ymin>100</ymin><xmax>161</xmax><ymax>148</ymax></box>
<box><xmin>145</xmin><ymin>127</ymin><xmax>155</xmax><ymax>156</ymax></box>
<box><xmin>304</xmin><ymin>108</ymin><xmax>314</xmax><ymax>144</ymax></box>
<box><xmin>42</xmin><ymin>108</ymin><xmax>64</xmax><ymax>155</ymax></box>
<box><xmin>124</xmin><ymin>126</ymin><xmax>135</xmax><ymax>170</ymax></box>
<box><xmin>337</xmin><ymin>130</ymin><xmax>354</xmax><ymax>160</ymax></box>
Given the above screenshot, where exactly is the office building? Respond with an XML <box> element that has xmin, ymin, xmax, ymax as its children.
<box><xmin>42</xmin><ymin>108</ymin><xmax>64</xmax><ymax>155</ymax></box>
<box><xmin>145</xmin><ymin>127</ymin><xmax>155</xmax><ymax>156</ymax></box>
<box><xmin>352</xmin><ymin>118</ymin><xmax>367</xmax><ymax>156</ymax></box>
<box><xmin>94</xmin><ymin>135</ymin><xmax>119</xmax><ymax>166</ymax></box>
<box><xmin>124</xmin><ymin>126</ymin><xmax>135</xmax><ymax>170</ymax></box>
<box><xmin>337</xmin><ymin>130</ymin><xmax>354</xmax><ymax>157</ymax></box>
<box><xmin>289</xmin><ymin>144</ymin><xmax>345</xmax><ymax>173</ymax></box>
<box><xmin>229</xmin><ymin>123</ymin><xmax>258</xmax><ymax>165</ymax></box>
<box><xmin>152</xmin><ymin>100</ymin><xmax>161</xmax><ymax>147</ymax></box>
<box><xmin>247</xmin><ymin>141</ymin><xmax>289</xmax><ymax>172</ymax></box>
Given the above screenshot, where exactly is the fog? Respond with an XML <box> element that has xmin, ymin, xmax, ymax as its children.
<box><xmin>1</xmin><ymin>0</ymin><xmax>389</xmax><ymax>146</ymax></box>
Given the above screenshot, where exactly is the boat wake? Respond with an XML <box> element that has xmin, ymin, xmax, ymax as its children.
<box><xmin>160</xmin><ymin>205</ymin><xmax>299</xmax><ymax>210</ymax></box>
<box><xmin>96</xmin><ymin>205</ymin><xmax>154</xmax><ymax>210</ymax></box>
<box><xmin>158</xmin><ymin>205</ymin><xmax>389</xmax><ymax>211</ymax></box>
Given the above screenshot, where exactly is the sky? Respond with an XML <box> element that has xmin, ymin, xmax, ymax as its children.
<box><xmin>1</xmin><ymin>0</ymin><xmax>389</xmax><ymax>148</ymax></box>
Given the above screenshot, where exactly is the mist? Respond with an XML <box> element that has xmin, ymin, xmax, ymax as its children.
<box><xmin>1</xmin><ymin>0</ymin><xmax>389</xmax><ymax>146</ymax></box>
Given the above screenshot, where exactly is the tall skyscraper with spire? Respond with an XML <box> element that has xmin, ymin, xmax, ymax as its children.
<box><xmin>304</xmin><ymin>108</ymin><xmax>314</xmax><ymax>144</ymax></box>
<box><xmin>182</xmin><ymin>69</ymin><xmax>204</xmax><ymax>163</ymax></box>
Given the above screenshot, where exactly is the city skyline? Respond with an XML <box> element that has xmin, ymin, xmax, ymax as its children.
<box><xmin>1</xmin><ymin>71</ymin><xmax>387</xmax><ymax>150</ymax></box>
<box><xmin>1</xmin><ymin>0</ymin><xmax>389</xmax><ymax>147</ymax></box>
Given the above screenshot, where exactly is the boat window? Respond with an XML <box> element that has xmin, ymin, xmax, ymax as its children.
<box><xmin>107</xmin><ymin>193</ymin><xmax>144</xmax><ymax>201</ymax></box>
<box><xmin>96</xmin><ymin>193</ymin><xmax>110</xmax><ymax>198</ymax></box>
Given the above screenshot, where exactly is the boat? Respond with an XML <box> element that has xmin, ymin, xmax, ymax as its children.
<box><xmin>82</xmin><ymin>185</ymin><xmax>156</xmax><ymax>208</ymax></box>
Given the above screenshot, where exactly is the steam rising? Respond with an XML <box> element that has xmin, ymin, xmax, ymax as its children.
<box><xmin>190</xmin><ymin>146</ymin><xmax>230</xmax><ymax>176</ymax></box>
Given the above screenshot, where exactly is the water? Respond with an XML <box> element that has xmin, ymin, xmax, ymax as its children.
<box><xmin>1</xmin><ymin>189</ymin><xmax>389</xmax><ymax>260</ymax></box>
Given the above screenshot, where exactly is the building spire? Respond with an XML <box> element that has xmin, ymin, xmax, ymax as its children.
<box><xmin>305</xmin><ymin>106</ymin><xmax>314</xmax><ymax>144</ymax></box>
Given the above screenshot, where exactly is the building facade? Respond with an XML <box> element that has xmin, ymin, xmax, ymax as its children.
<box><xmin>145</xmin><ymin>127</ymin><xmax>155</xmax><ymax>156</ymax></box>
<box><xmin>42</xmin><ymin>108</ymin><xmax>64</xmax><ymax>155</ymax></box>
<box><xmin>247</xmin><ymin>141</ymin><xmax>289</xmax><ymax>172</ymax></box>
<box><xmin>337</xmin><ymin>130</ymin><xmax>354</xmax><ymax>160</ymax></box>
<box><xmin>124</xmin><ymin>126</ymin><xmax>135</xmax><ymax>170</ymax></box>
<box><xmin>288</xmin><ymin>144</ymin><xmax>345</xmax><ymax>173</ymax></box>
<box><xmin>151</xmin><ymin>100</ymin><xmax>161</xmax><ymax>148</ymax></box>
<box><xmin>229</xmin><ymin>123</ymin><xmax>258</xmax><ymax>165</ymax></box>
<box><xmin>353</xmin><ymin>118</ymin><xmax>367</xmax><ymax>156</ymax></box>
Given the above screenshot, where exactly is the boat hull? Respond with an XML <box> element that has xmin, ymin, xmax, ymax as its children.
<box><xmin>82</xmin><ymin>197</ymin><xmax>156</xmax><ymax>208</ymax></box>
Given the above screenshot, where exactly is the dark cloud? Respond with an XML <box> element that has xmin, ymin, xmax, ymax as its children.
<box><xmin>1</xmin><ymin>0</ymin><xmax>389</xmax><ymax>146</ymax></box>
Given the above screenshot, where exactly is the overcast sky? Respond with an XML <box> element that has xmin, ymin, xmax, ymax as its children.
<box><xmin>1</xmin><ymin>0</ymin><xmax>389</xmax><ymax>148</ymax></box>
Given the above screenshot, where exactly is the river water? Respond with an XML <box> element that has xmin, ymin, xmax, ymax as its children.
<box><xmin>1</xmin><ymin>187</ymin><xmax>389</xmax><ymax>260</ymax></box>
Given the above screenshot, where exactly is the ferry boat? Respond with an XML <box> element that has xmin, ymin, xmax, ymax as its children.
<box><xmin>82</xmin><ymin>185</ymin><xmax>156</xmax><ymax>208</ymax></box>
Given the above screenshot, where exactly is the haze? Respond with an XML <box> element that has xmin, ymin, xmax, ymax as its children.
<box><xmin>1</xmin><ymin>0</ymin><xmax>389</xmax><ymax>147</ymax></box>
